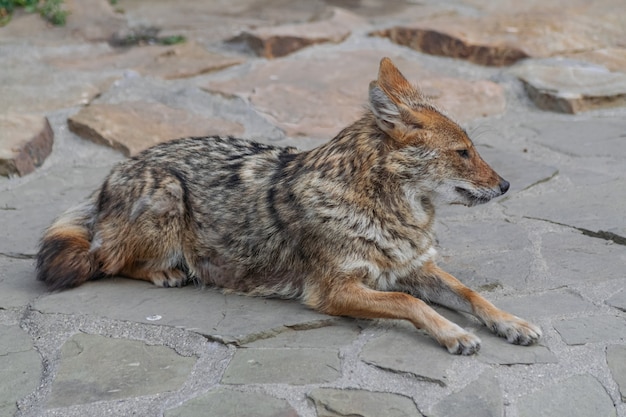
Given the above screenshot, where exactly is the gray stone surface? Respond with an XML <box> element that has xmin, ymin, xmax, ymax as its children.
<box><xmin>475</xmin><ymin>146</ymin><xmax>558</xmax><ymax>194</ymax></box>
<box><xmin>607</xmin><ymin>290</ymin><xmax>626</xmax><ymax>312</ymax></box>
<box><xmin>243</xmin><ymin>320</ymin><xmax>361</xmax><ymax>348</ymax></box>
<box><xmin>475</xmin><ymin>329</ymin><xmax>557</xmax><ymax>365</ymax></box>
<box><xmin>494</xmin><ymin>290</ymin><xmax>597</xmax><ymax>319</ymax></box>
<box><xmin>0</xmin><ymin>114</ymin><xmax>53</xmax><ymax>177</ymax></box>
<box><xmin>607</xmin><ymin>345</ymin><xmax>626</xmax><ymax>402</ymax></box>
<box><xmin>0</xmin><ymin>259</ymin><xmax>47</xmax><ymax>309</ymax></box>
<box><xmin>504</xmin><ymin>185</ymin><xmax>626</xmax><ymax>241</ymax></box>
<box><xmin>360</xmin><ymin>325</ymin><xmax>456</xmax><ymax>386</ymax></box>
<box><xmin>222</xmin><ymin>348</ymin><xmax>340</xmax><ymax>385</ymax></box>
<box><xmin>0</xmin><ymin>165</ymin><xmax>114</xmax><ymax>255</ymax></box>
<box><xmin>33</xmin><ymin>279</ymin><xmax>332</xmax><ymax>345</ymax></box>
<box><xmin>165</xmin><ymin>388</ymin><xmax>298</xmax><ymax>417</ymax></box>
<box><xmin>524</xmin><ymin>119</ymin><xmax>626</xmax><ymax>160</ymax></box>
<box><xmin>0</xmin><ymin>325</ymin><xmax>42</xmax><ymax>417</ymax></box>
<box><xmin>554</xmin><ymin>316</ymin><xmax>626</xmax><ymax>345</ymax></box>
<box><xmin>308</xmin><ymin>388</ymin><xmax>422</xmax><ymax>417</ymax></box>
<box><xmin>517</xmin><ymin>374</ymin><xmax>616</xmax><ymax>417</ymax></box>
<box><xmin>435</xmin><ymin>218</ymin><xmax>534</xmax><ymax>291</ymax></box>
<box><xmin>48</xmin><ymin>333</ymin><xmax>196</xmax><ymax>407</ymax></box>
<box><xmin>429</xmin><ymin>370</ymin><xmax>503</xmax><ymax>417</ymax></box>
<box><xmin>540</xmin><ymin>231</ymin><xmax>626</xmax><ymax>286</ymax></box>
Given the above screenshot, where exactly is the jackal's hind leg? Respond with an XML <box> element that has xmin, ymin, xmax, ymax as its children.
<box><xmin>120</xmin><ymin>264</ymin><xmax>190</xmax><ymax>288</ymax></box>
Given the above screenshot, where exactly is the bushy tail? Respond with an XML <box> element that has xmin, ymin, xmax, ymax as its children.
<box><xmin>36</xmin><ymin>194</ymin><xmax>101</xmax><ymax>291</ymax></box>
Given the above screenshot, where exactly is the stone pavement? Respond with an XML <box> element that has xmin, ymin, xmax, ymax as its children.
<box><xmin>1</xmin><ymin>0</ymin><xmax>625</xmax><ymax>416</ymax></box>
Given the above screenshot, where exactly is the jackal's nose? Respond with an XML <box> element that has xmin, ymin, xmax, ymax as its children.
<box><xmin>499</xmin><ymin>179</ymin><xmax>510</xmax><ymax>194</ymax></box>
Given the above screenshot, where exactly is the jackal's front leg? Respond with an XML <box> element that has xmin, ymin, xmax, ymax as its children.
<box><xmin>411</xmin><ymin>262</ymin><xmax>542</xmax><ymax>345</ymax></box>
<box><xmin>306</xmin><ymin>277</ymin><xmax>481</xmax><ymax>355</ymax></box>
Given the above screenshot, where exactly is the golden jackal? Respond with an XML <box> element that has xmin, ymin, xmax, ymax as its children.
<box><xmin>37</xmin><ymin>58</ymin><xmax>541</xmax><ymax>354</ymax></box>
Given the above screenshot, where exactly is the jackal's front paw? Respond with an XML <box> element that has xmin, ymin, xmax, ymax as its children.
<box><xmin>490</xmin><ymin>316</ymin><xmax>542</xmax><ymax>345</ymax></box>
<box><xmin>440</xmin><ymin>327</ymin><xmax>481</xmax><ymax>355</ymax></box>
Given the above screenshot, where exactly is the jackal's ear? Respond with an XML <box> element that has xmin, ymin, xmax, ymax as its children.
<box><xmin>376</xmin><ymin>57</ymin><xmax>420</xmax><ymax>107</ymax></box>
<box><xmin>369</xmin><ymin>80</ymin><xmax>403</xmax><ymax>134</ymax></box>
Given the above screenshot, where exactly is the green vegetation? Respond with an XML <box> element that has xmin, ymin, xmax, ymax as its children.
<box><xmin>110</xmin><ymin>26</ymin><xmax>186</xmax><ymax>47</ymax></box>
<box><xmin>0</xmin><ymin>0</ymin><xmax>69</xmax><ymax>27</ymax></box>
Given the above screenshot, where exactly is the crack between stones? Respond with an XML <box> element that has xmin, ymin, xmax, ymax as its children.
<box><xmin>499</xmin><ymin>170</ymin><xmax>559</xmax><ymax>203</ymax></box>
<box><xmin>0</xmin><ymin>252</ymin><xmax>37</xmax><ymax>259</ymax></box>
<box><xmin>201</xmin><ymin>318</ymin><xmax>338</xmax><ymax>346</ymax></box>
<box><xmin>519</xmin><ymin>169</ymin><xmax>559</xmax><ymax>193</ymax></box>
<box><xmin>361</xmin><ymin>359</ymin><xmax>446</xmax><ymax>387</ymax></box>
<box><xmin>524</xmin><ymin>216</ymin><xmax>626</xmax><ymax>246</ymax></box>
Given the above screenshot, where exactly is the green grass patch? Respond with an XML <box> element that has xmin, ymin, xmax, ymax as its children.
<box><xmin>0</xmin><ymin>0</ymin><xmax>69</xmax><ymax>26</ymax></box>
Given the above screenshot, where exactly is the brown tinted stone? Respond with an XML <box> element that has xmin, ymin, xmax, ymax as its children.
<box><xmin>0</xmin><ymin>114</ymin><xmax>53</xmax><ymax>177</ymax></box>
<box><xmin>565</xmin><ymin>48</ymin><xmax>626</xmax><ymax>73</ymax></box>
<box><xmin>63</xmin><ymin>0</ymin><xmax>127</xmax><ymax>42</ymax></box>
<box><xmin>47</xmin><ymin>42</ymin><xmax>244</xmax><ymax>80</ymax></box>
<box><xmin>68</xmin><ymin>101</ymin><xmax>244</xmax><ymax>156</ymax></box>
<box><xmin>205</xmin><ymin>50</ymin><xmax>505</xmax><ymax>138</ymax></box>
<box><xmin>513</xmin><ymin>62</ymin><xmax>626</xmax><ymax>113</ymax></box>
<box><xmin>372</xmin><ymin>12</ymin><xmax>624</xmax><ymax>66</ymax></box>
<box><xmin>137</xmin><ymin>42</ymin><xmax>244</xmax><ymax>79</ymax></box>
<box><xmin>229</xmin><ymin>8</ymin><xmax>363</xmax><ymax>58</ymax></box>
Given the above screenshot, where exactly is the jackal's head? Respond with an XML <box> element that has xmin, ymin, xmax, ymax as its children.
<box><xmin>369</xmin><ymin>57</ymin><xmax>509</xmax><ymax>207</ymax></box>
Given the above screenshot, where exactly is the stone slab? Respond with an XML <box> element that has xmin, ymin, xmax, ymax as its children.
<box><xmin>554</xmin><ymin>316</ymin><xmax>626</xmax><ymax>345</ymax></box>
<box><xmin>308</xmin><ymin>388</ymin><xmax>422</xmax><ymax>417</ymax></box>
<box><xmin>119</xmin><ymin>0</ymin><xmax>332</xmax><ymax>45</ymax></box>
<box><xmin>0</xmin><ymin>258</ymin><xmax>47</xmax><ymax>310</ymax></box>
<box><xmin>372</xmin><ymin>11</ymin><xmax>624</xmax><ymax>66</ymax></box>
<box><xmin>48</xmin><ymin>333</ymin><xmax>196</xmax><ymax>407</ymax></box>
<box><xmin>0</xmin><ymin>165</ymin><xmax>113</xmax><ymax>255</ymax></box>
<box><xmin>68</xmin><ymin>101</ymin><xmax>244</xmax><ymax>157</ymax></box>
<box><xmin>434</xmin><ymin>218</ymin><xmax>534</xmax><ymax>291</ymax></box>
<box><xmin>62</xmin><ymin>0</ymin><xmax>127</xmax><ymax>42</ymax></box>
<box><xmin>429</xmin><ymin>370</ymin><xmax>503</xmax><ymax>417</ymax></box>
<box><xmin>205</xmin><ymin>49</ymin><xmax>505</xmax><ymax>139</ymax></box>
<box><xmin>504</xmin><ymin>185</ymin><xmax>626</xmax><ymax>246</ymax></box>
<box><xmin>47</xmin><ymin>42</ymin><xmax>244</xmax><ymax>80</ymax></box>
<box><xmin>0</xmin><ymin>114</ymin><xmax>54</xmax><ymax>177</ymax></box>
<box><xmin>0</xmin><ymin>53</ymin><xmax>115</xmax><ymax>114</ymax></box>
<box><xmin>32</xmin><ymin>279</ymin><xmax>332</xmax><ymax>345</ymax></box>
<box><xmin>0</xmin><ymin>0</ymin><xmax>125</xmax><ymax>44</ymax></box>
<box><xmin>606</xmin><ymin>290</ymin><xmax>626</xmax><ymax>312</ymax></box>
<box><xmin>494</xmin><ymin>290</ymin><xmax>597</xmax><ymax>320</ymax></box>
<box><xmin>83</xmin><ymin>75</ymin><xmax>284</xmax><ymax>144</ymax></box>
<box><xmin>475</xmin><ymin>329</ymin><xmax>557</xmax><ymax>365</ymax></box>
<box><xmin>522</xmin><ymin>118</ymin><xmax>626</xmax><ymax>159</ymax></box>
<box><xmin>165</xmin><ymin>387</ymin><xmax>298</xmax><ymax>417</ymax></box>
<box><xmin>0</xmin><ymin>325</ymin><xmax>42</xmax><ymax>417</ymax></box>
<box><xmin>230</xmin><ymin>8</ymin><xmax>362</xmax><ymax>58</ymax></box>
<box><xmin>606</xmin><ymin>345</ymin><xmax>626</xmax><ymax>402</ymax></box>
<box><xmin>541</xmin><ymin>231</ymin><xmax>626</xmax><ymax>289</ymax></box>
<box><xmin>565</xmin><ymin>48</ymin><xmax>626</xmax><ymax>73</ymax></box>
<box><xmin>517</xmin><ymin>374</ymin><xmax>616</xmax><ymax>417</ymax></box>
<box><xmin>359</xmin><ymin>324</ymin><xmax>456</xmax><ymax>386</ymax></box>
<box><xmin>244</xmin><ymin>320</ymin><xmax>360</xmax><ymax>348</ymax></box>
<box><xmin>513</xmin><ymin>61</ymin><xmax>626</xmax><ymax>113</ymax></box>
<box><xmin>222</xmin><ymin>348</ymin><xmax>340</xmax><ymax>385</ymax></box>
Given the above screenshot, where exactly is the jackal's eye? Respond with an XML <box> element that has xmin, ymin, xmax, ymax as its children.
<box><xmin>456</xmin><ymin>149</ymin><xmax>470</xmax><ymax>159</ymax></box>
